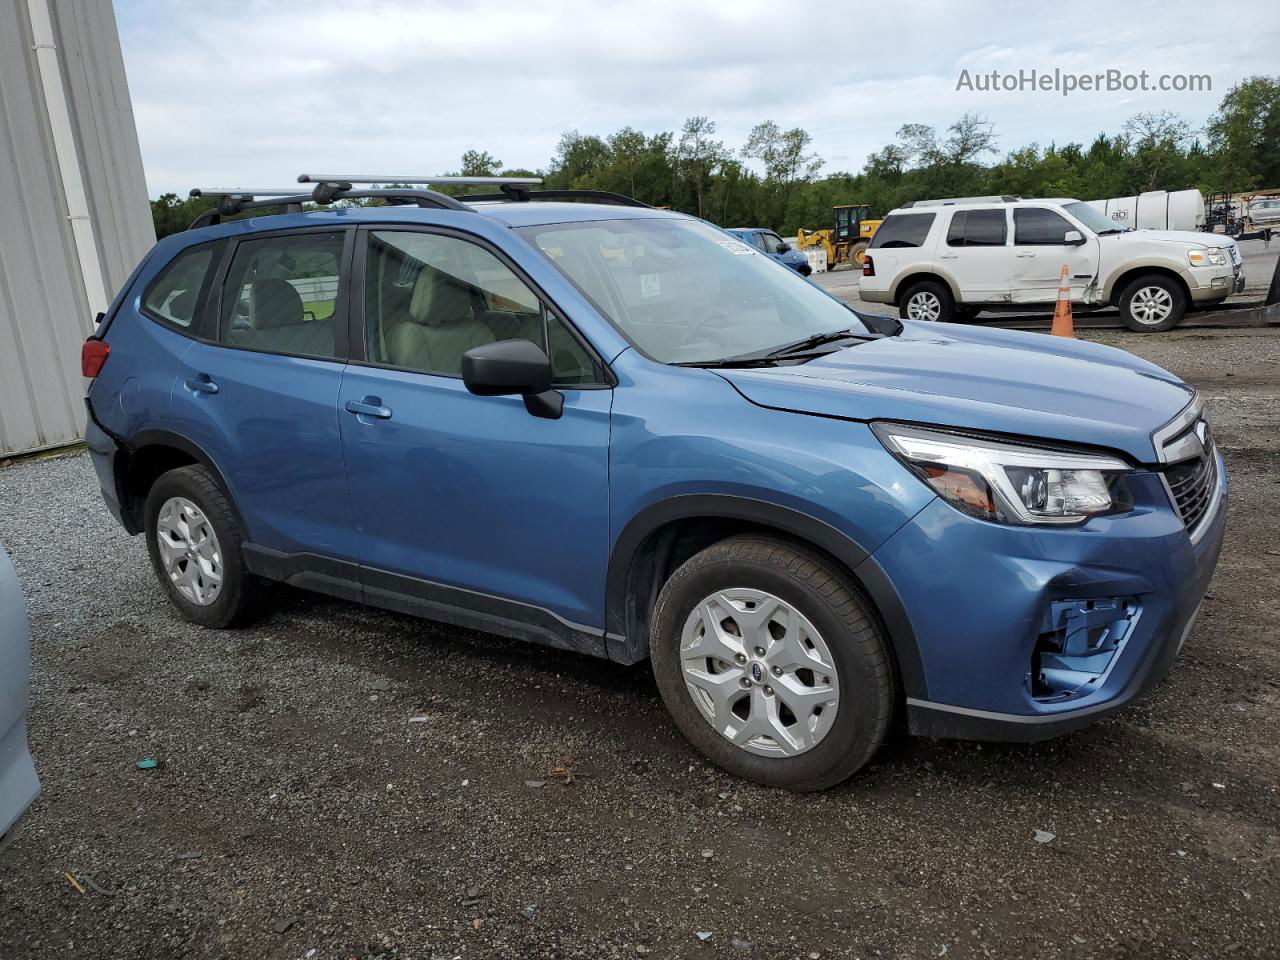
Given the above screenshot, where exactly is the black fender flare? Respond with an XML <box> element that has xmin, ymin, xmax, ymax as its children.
<box><xmin>603</xmin><ymin>494</ymin><xmax>925</xmax><ymax>698</ymax></box>
<box><xmin>116</xmin><ymin>429</ymin><xmax>247</xmax><ymax>538</ymax></box>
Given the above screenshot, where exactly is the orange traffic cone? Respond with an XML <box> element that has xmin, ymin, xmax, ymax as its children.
<box><xmin>1051</xmin><ymin>264</ymin><xmax>1075</xmax><ymax>338</ymax></box>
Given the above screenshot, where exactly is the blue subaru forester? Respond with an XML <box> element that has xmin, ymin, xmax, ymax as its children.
<box><xmin>83</xmin><ymin>177</ymin><xmax>1226</xmax><ymax>791</ymax></box>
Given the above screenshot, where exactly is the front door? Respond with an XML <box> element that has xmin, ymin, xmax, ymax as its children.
<box><xmin>1008</xmin><ymin>207</ymin><xmax>1098</xmax><ymax>303</ymax></box>
<box><xmin>338</xmin><ymin>227</ymin><xmax>613</xmax><ymax>643</ymax></box>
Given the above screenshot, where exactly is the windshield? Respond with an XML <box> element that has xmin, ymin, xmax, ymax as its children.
<box><xmin>520</xmin><ymin>218</ymin><xmax>868</xmax><ymax>364</ymax></box>
<box><xmin>1062</xmin><ymin>201</ymin><xmax>1127</xmax><ymax>235</ymax></box>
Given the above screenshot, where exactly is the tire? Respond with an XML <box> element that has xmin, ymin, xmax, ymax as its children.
<box><xmin>898</xmin><ymin>279</ymin><xmax>954</xmax><ymax>323</ymax></box>
<box><xmin>1117</xmin><ymin>274</ymin><xmax>1186</xmax><ymax>332</ymax></box>
<box><xmin>144</xmin><ymin>465</ymin><xmax>264</xmax><ymax>628</ymax></box>
<box><xmin>650</xmin><ymin>536</ymin><xmax>895</xmax><ymax>791</ymax></box>
<box><xmin>849</xmin><ymin>240</ymin><xmax>870</xmax><ymax>267</ymax></box>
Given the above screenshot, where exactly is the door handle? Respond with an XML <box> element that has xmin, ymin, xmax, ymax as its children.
<box><xmin>939</xmin><ymin>253</ymin><xmax>959</xmax><ymax>259</ymax></box>
<box><xmin>1015</xmin><ymin>251</ymin><xmax>1036</xmax><ymax>258</ymax></box>
<box><xmin>185</xmin><ymin>374</ymin><xmax>219</xmax><ymax>394</ymax></box>
<box><xmin>345</xmin><ymin>397</ymin><xmax>392</xmax><ymax>420</ymax></box>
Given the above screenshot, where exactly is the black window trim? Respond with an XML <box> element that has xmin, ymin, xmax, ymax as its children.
<box><xmin>350</xmin><ymin>223</ymin><xmax>616</xmax><ymax>389</ymax></box>
<box><xmin>139</xmin><ymin>238</ymin><xmax>226</xmax><ymax>336</ymax></box>
<box><xmin>194</xmin><ymin>224</ymin><xmax>356</xmax><ymax>364</ymax></box>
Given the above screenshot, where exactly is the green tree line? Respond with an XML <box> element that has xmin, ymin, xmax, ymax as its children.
<box><xmin>155</xmin><ymin>75</ymin><xmax>1279</xmax><ymax>239</ymax></box>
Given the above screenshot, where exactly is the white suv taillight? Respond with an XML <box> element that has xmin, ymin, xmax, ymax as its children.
<box><xmin>862</xmin><ymin>254</ymin><xmax>875</xmax><ymax>277</ymax></box>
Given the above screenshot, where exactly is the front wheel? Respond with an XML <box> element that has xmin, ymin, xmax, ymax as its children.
<box><xmin>1117</xmin><ymin>275</ymin><xmax>1186</xmax><ymax>332</ymax></box>
<box><xmin>650</xmin><ymin>537</ymin><xmax>895</xmax><ymax>791</ymax></box>
<box><xmin>898</xmin><ymin>279</ymin><xmax>954</xmax><ymax>323</ymax></box>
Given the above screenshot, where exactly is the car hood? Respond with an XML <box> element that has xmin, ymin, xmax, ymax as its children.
<box><xmin>1105</xmin><ymin>229</ymin><xmax>1233</xmax><ymax>249</ymax></box>
<box><xmin>717</xmin><ymin>321</ymin><xmax>1193</xmax><ymax>463</ymax></box>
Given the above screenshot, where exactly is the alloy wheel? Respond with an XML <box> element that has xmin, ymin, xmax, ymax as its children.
<box><xmin>1129</xmin><ymin>285</ymin><xmax>1174</xmax><ymax>326</ymax></box>
<box><xmin>155</xmin><ymin>496</ymin><xmax>223</xmax><ymax>606</ymax></box>
<box><xmin>906</xmin><ymin>291</ymin><xmax>942</xmax><ymax>321</ymax></box>
<box><xmin>679</xmin><ymin>588</ymin><xmax>840</xmax><ymax>757</ymax></box>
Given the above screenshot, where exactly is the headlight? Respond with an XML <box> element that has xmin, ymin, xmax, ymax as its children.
<box><xmin>872</xmin><ymin>423</ymin><xmax>1131</xmax><ymax>525</ymax></box>
<box><xmin>1188</xmin><ymin>248</ymin><xmax>1226</xmax><ymax>267</ymax></box>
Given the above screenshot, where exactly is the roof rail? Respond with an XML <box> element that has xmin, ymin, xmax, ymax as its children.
<box><xmin>902</xmin><ymin>195</ymin><xmax>1021</xmax><ymax>208</ymax></box>
<box><xmin>459</xmin><ymin>187</ymin><xmax>652</xmax><ymax>208</ymax></box>
<box><xmin>186</xmin><ymin>182</ymin><xmax>471</xmax><ymax>229</ymax></box>
<box><xmin>297</xmin><ymin>174</ymin><xmax>544</xmax><ymax>186</ymax></box>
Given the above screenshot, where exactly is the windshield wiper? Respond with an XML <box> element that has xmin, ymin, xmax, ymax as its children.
<box><xmin>766</xmin><ymin>328</ymin><xmax>871</xmax><ymax>358</ymax></box>
<box><xmin>675</xmin><ymin>328</ymin><xmax>876</xmax><ymax>369</ymax></box>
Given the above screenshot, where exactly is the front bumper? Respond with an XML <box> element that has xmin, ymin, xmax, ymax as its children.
<box><xmin>1186</xmin><ymin>264</ymin><xmax>1245</xmax><ymax>301</ymax></box>
<box><xmin>876</xmin><ymin>453</ymin><xmax>1227</xmax><ymax>742</ymax></box>
<box><xmin>0</xmin><ymin>718</ymin><xmax>39</xmax><ymax>853</ymax></box>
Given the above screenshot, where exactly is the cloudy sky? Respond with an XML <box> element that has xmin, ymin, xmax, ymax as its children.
<box><xmin>115</xmin><ymin>0</ymin><xmax>1280</xmax><ymax>197</ymax></box>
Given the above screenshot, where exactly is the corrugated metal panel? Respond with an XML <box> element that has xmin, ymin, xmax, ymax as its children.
<box><xmin>0</xmin><ymin>0</ymin><xmax>154</xmax><ymax>458</ymax></box>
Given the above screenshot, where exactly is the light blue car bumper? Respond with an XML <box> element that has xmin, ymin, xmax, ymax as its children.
<box><xmin>0</xmin><ymin>547</ymin><xmax>39</xmax><ymax>851</ymax></box>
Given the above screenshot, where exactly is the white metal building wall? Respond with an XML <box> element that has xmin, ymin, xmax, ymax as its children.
<box><xmin>0</xmin><ymin>0</ymin><xmax>154</xmax><ymax>457</ymax></box>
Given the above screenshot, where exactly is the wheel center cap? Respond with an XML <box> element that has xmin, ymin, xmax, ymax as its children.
<box><xmin>750</xmin><ymin>662</ymin><xmax>765</xmax><ymax>683</ymax></box>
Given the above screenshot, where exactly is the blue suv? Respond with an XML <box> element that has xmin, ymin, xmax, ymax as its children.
<box><xmin>83</xmin><ymin>177</ymin><xmax>1226</xmax><ymax>791</ymax></box>
<box><xmin>726</xmin><ymin>227</ymin><xmax>812</xmax><ymax>275</ymax></box>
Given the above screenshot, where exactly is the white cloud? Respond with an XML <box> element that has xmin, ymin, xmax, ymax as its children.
<box><xmin>114</xmin><ymin>0</ymin><xmax>1280</xmax><ymax>195</ymax></box>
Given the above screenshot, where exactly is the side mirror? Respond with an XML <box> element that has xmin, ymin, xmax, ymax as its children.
<box><xmin>462</xmin><ymin>339</ymin><xmax>562</xmax><ymax>419</ymax></box>
<box><xmin>1063</xmin><ymin>230</ymin><xmax>1086</xmax><ymax>245</ymax></box>
<box><xmin>775</xmin><ymin>242</ymin><xmax>791</xmax><ymax>253</ymax></box>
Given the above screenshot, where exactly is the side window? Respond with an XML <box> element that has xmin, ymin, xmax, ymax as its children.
<box><xmin>218</xmin><ymin>232</ymin><xmax>345</xmax><ymax>359</ymax></box>
<box><xmin>1014</xmin><ymin>208</ymin><xmax>1074</xmax><ymax>245</ymax></box>
<box><xmin>869</xmin><ymin>213</ymin><xmax>936</xmax><ymax>249</ymax></box>
<box><xmin>761</xmin><ymin>233</ymin><xmax>784</xmax><ymax>254</ymax></box>
<box><xmin>745</xmin><ymin>232</ymin><xmax>767</xmax><ymax>252</ymax></box>
<box><xmin>142</xmin><ymin>244</ymin><xmax>214</xmax><ymax>329</ymax></box>
<box><xmin>365</xmin><ymin>230</ymin><xmax>602</xmax><ymax>384</ymax></box>
<box><xmin>947</xmin><ymin>209</ymin><xmax>1007</xmax><ymax>247</ymax></box>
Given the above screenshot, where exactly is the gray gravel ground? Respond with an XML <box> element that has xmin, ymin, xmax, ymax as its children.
<box><xmin>0</xmin><ymin>325</ymin><xmax>1278</xmax><ymax>959</ymax></box>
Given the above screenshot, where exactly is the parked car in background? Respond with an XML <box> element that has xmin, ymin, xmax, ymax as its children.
<box><xmin>83</xmin><ymin>178</ymin><xmax>1225</xmax><ymax>790</ymax></box>
<box><xmin>859</xmin><ymin>196</ymin><xmax>1244</xmax><ymax>332</ymax></box>
<box><xmin>1247</xmin><ymin>197</ymin><xmax>1280</xmax><ymax>227</ymax></box>
<box><xmin>0</xmin><ymin>545</ymin><xmax>39</xmax><ymax>854</ymax></box>
<box><xmin>726</xmin><ymin>227</ymin><xmax>812</xmax><ymax>275</ymax></box>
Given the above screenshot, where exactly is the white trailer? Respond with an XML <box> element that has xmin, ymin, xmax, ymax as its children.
<box><xmin>1082</xmin><ymin>190</ymin><xmax>1205</xmax><ymax>233</ymax></box>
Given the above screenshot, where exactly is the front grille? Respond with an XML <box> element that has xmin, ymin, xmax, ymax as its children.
<box><xmin>1165</xmin><ymin>447</ymin><xmax>1217</xmax><ymax>532</ymax></box>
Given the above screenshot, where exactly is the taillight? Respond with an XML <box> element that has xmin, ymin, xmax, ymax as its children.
<box><xmin>81</xmin><ymin>338</ymin><xmax>110</xmax><ymax>378</ymax></box>
<box><xmin>862</xmin><ymin>255</ymin><xmax>875</xmax><ymax>277</ymax></box>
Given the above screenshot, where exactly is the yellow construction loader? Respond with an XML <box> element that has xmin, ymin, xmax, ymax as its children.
<box><xmin>797</xmin><ymin>204</ymin><xmax>882</xmax><ymax>269</ymax></box>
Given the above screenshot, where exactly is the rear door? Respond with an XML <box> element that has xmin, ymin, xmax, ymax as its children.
<box><xmin>172</xmin><ymin>227</ymin><xmax>358</xmax><ymax>566</ymax></box>
<box><xmin>937</xmin><ymin>208</ymin><xmax>1011</xmax><ymax>304</ymax></box>
<box><xmin>1009</xmin><ymin>207</ymin><xmax>1098</xmax><ymax>303</ymax></box>
<box><xmin>337</xmin><ymin>226</ymin><xmax>613</xmax><ymax>636</ymax></box>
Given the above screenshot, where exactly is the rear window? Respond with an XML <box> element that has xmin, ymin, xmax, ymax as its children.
<box><xmin>869</xmin><ymin>213</ymin><xmax>935</xmax><ymax>249</ymax></box>
<box><xmin>142</xmin><ymin>244</ymin><xmax>215</xmax><ymax>329</ymax></box>
<box><xmin>945</xmin><ymin>209</ymin><xmax>1007</xmax><ymax>247</ymax></box>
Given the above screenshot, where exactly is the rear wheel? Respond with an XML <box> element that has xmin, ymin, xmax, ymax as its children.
<box><xmin>144</xmin><ymin>465</ymin><xmax>263</xmax><ymax>628</ymax></box>
<box><xmin>650</xmin><ymin>536</ymin><xmax>894</xmax><ymax>791</ymax></box>
<box><xmin>898</xmin><ymin>279</ymin><xmax>954</xmax><ymax>323</ymax></box>
<box><xmin>1117</xmin><ymin>274</ymin><xmax>1186</xmax><ymax>332</ymax></box>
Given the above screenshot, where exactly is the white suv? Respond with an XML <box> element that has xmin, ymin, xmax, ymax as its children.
<box><xmin>859</xmin><ymin>196</ymin><xmax>1245</xmax><ymax>332</ymax></box>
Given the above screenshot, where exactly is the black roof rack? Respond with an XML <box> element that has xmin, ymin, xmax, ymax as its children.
<box><xmin>186</xmin><ymin>182</ymin><xmax>470</xmax><ymax>230</ymax></box>
<box><xmin>460</xmin><ymin>186</ymin><xmax>652</xmax><ymax>207</ymax></box>
<box><xmin>901</xmin><ymin>195</ymin><xmax>1021</xmax><ymax>209</ymax></box>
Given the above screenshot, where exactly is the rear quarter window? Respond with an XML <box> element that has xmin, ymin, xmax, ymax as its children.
<box><xmin>142</xmin><ymin>243</ymin><xmax>216</xmax><ymax>329</ymax></box>
<box><xmin>869</xmin><ymin>213</ymin><xmax>936</xmax><ymax>249</ymax></box>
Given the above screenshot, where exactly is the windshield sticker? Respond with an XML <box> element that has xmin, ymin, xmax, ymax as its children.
<box><xmin>717</xmin><ymin>239</ymin><xmax>757</xmax><ymax>255</ymax></box>
<box><xmin>639</xmin><ymin>272</ymin><xmax>661</xmax><ymax>299</ymax></box>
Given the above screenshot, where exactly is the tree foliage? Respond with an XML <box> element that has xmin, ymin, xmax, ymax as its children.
<box><xmin>157</xmin><ymin>77</ymin><xmax>1280</xmax><ymax>239</ymax></box>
